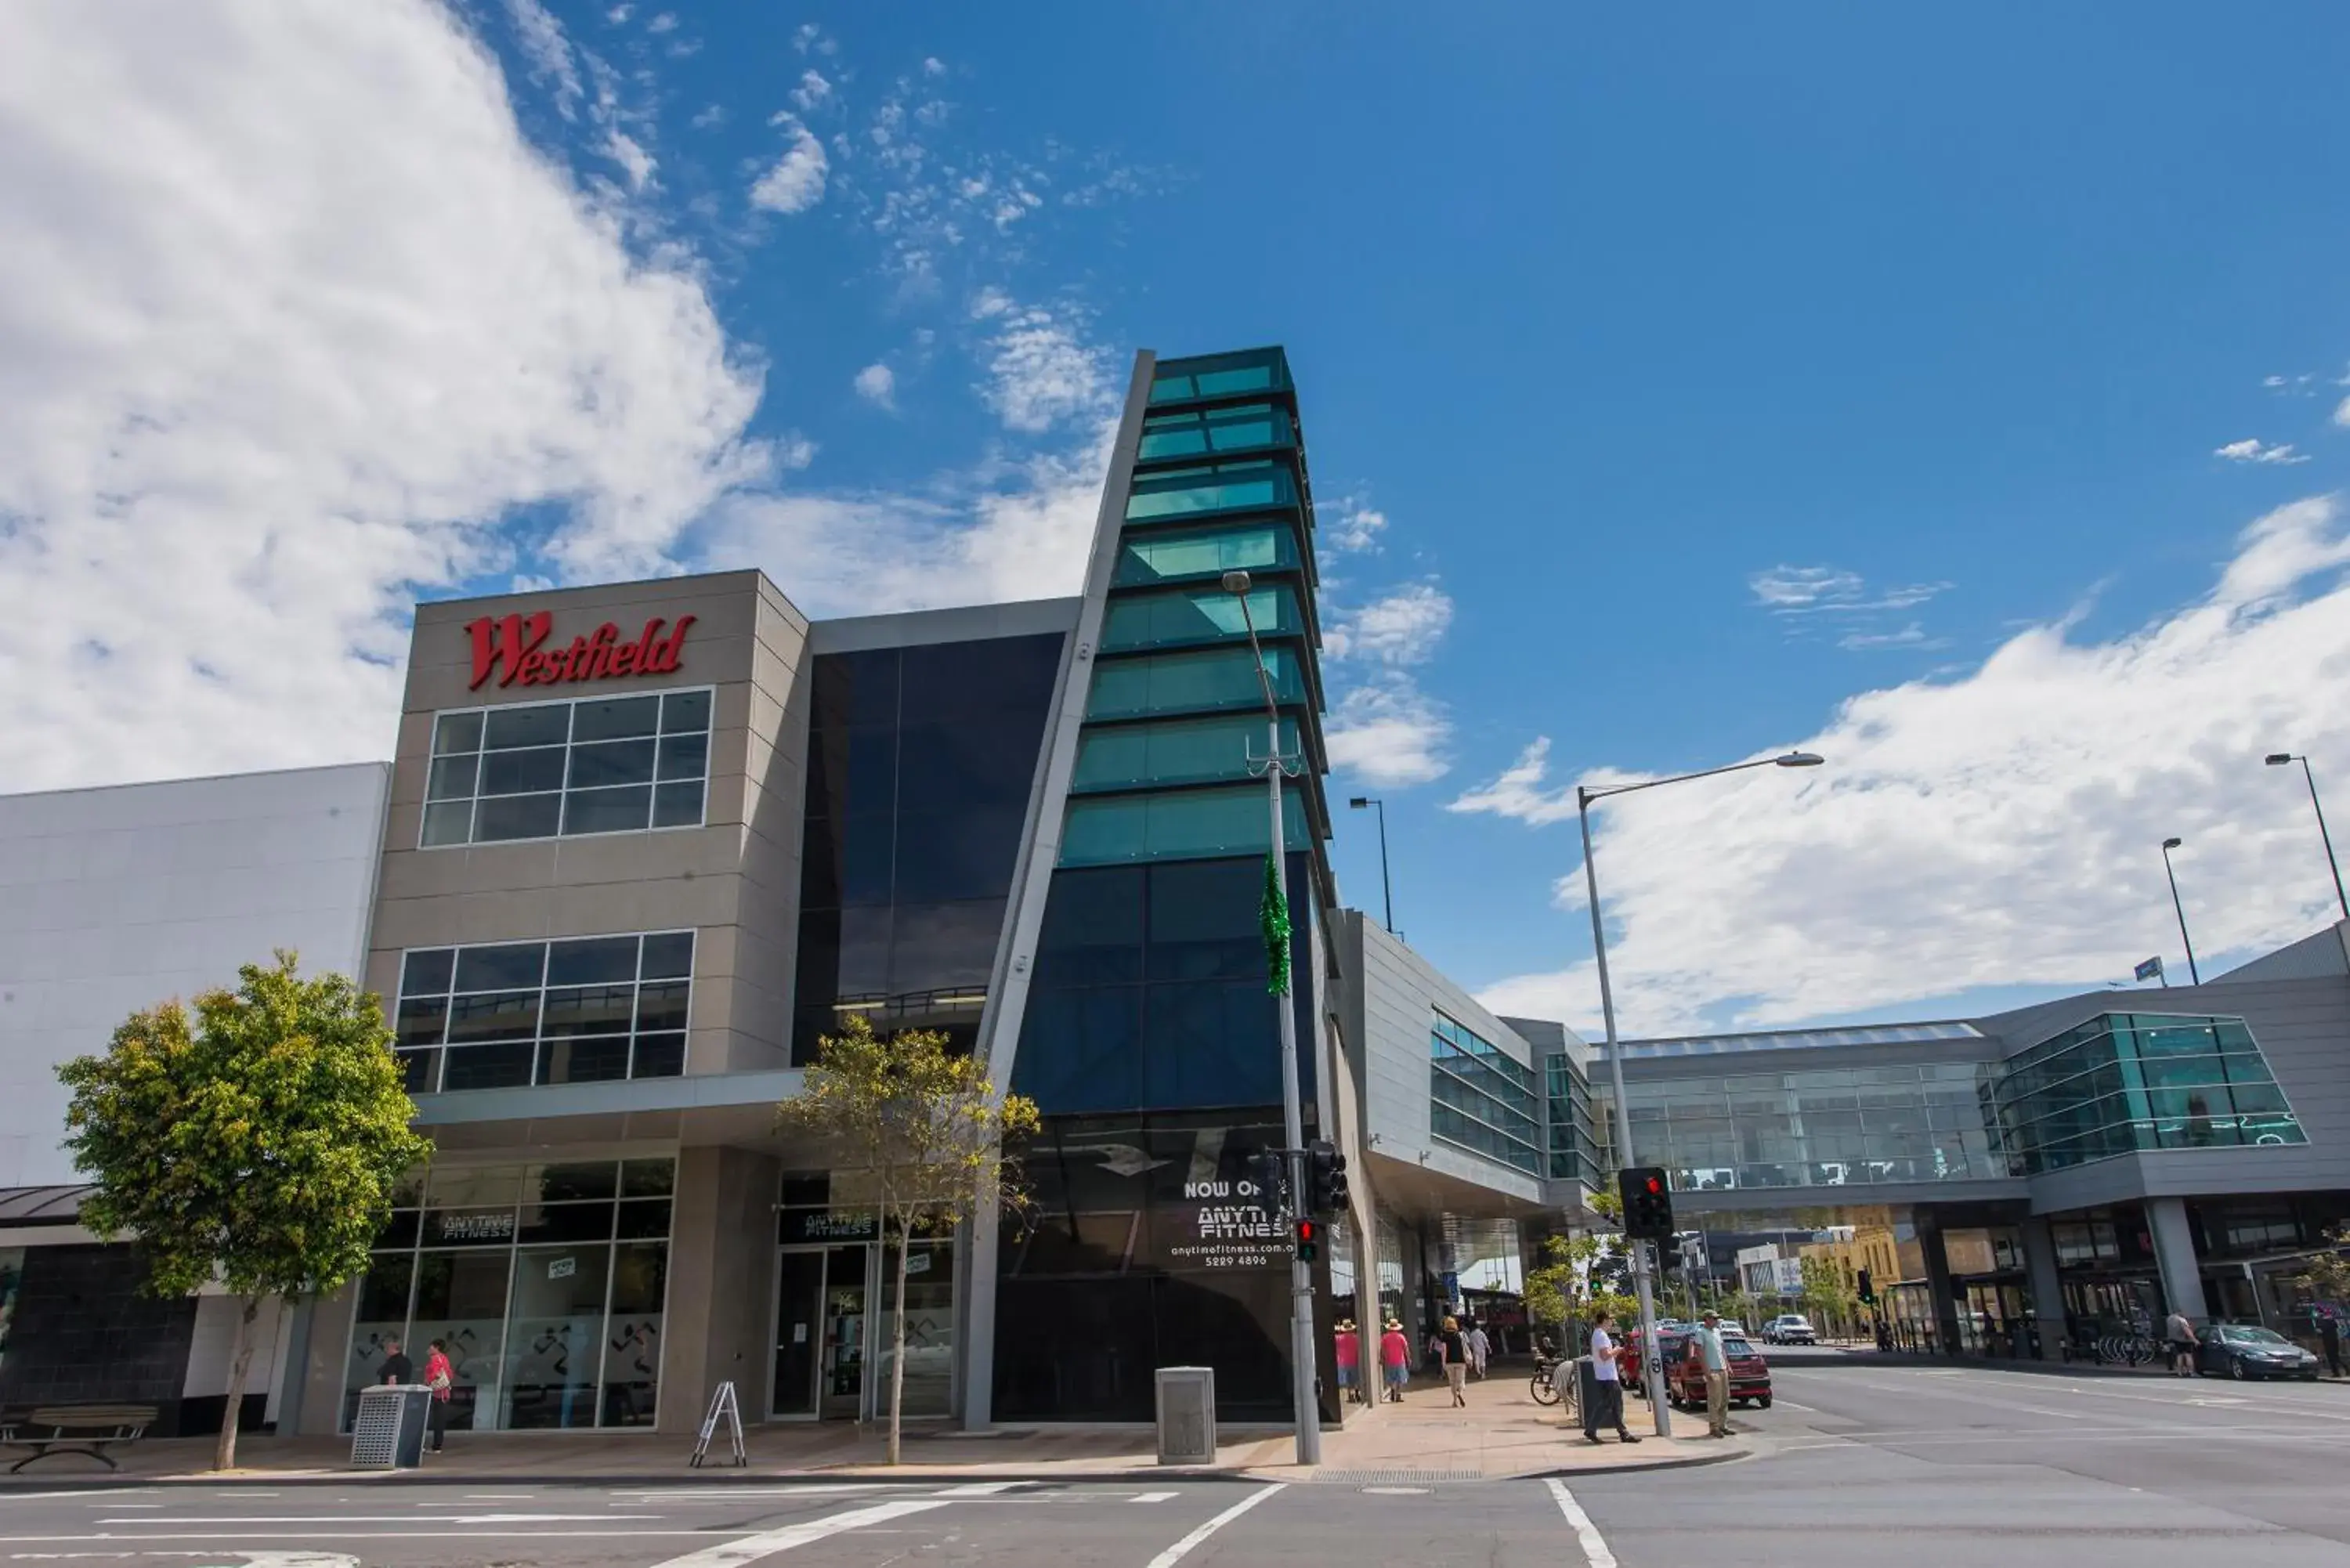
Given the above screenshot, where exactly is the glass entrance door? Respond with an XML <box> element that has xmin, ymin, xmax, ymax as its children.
<box><xmin>820</xmin><ymin>1245</ymin><xmax>870</xmax><ymax>1419</ymax></box>
<box><xmin>772</xmin><ymin>1250</ymin><xmax>826</xmax><ymax>1418</ymax></box>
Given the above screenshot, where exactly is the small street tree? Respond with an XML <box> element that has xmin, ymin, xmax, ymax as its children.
<box><xmin>2294</xmin><ymin>1226</ymin><xmax>2350</xmax><ymax>1306</ymax></box>
<box><xmin>776</xmin><ymin>1015</ymin><xmax>1040</xmax><ymax>1464</ymax></box>
<box><xmin>1798</xmin><ymin>1254</ymin><xmax>1858</xmax><ymax>1341</ymax></box>
<box><xmin>57</xmin><ymin>952</ymin><xmax>430</xmax><ymax>1471</ymax></box>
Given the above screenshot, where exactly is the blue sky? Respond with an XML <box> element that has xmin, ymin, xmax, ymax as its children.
<box><xmin>8</xmin><ymin>2</ymin><xmax>2350</xmax><ymax>1037</ymax></box>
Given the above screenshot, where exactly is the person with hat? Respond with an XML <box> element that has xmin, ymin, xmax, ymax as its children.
<box><xmin>1692</xmin><ymin>1310</ymin><xmax>1732</xmax><ymax>1438</ymax></box>
<box><xmin>1335</xmin><ymin>1320</ymin><xmax>1361</xmax><ymax>1403</ymax></box>
<box><xmin>1378</xmin><ymin>1318</ymin><xmax>1411</xmax><ymax>1403</ymax></box>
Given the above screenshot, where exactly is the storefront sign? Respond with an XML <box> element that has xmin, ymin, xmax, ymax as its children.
<box><xmin>431</xmin><ymin>1210</ymin><xmax>517</xmax><ymax>1245</ymax></box>
<box><xmin>1163</xmin><ymin>1182</ymin><xmax>1289</xmax><ymax>1270</ymax></box>
<box><xmin>779</xmin><ymin>1209</ymin><xmax>880</xmax><ymax>1245</ymax></box>
<box><xmin>465</xmin><ymin>611</ymin><xmax>696</xmax><ymax>691</ymax></box>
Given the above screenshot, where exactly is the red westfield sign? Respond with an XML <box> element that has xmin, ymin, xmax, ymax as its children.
<box><xmin>465</xmin><ymin>612</ymin><xmax>696</xmax><ymax>691</ymax></box>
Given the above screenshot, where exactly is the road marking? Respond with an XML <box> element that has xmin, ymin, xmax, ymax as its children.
<box><xmin>1143</xmin><ymin>1483</ymin><xmax>1285</xmax><ymax>1568</ymax></box>
<box><xmin>933</xmin><ymin>1482</ymin><xmax>1030</xmax><ymax>1496</ymax></box>
<box><xmin>1130</xmin><ymin>1491</ymin><xmax>1178</xmax><ymax>1503</ymax></box>
<box><xmin>1767</xmin><ymin>1400</ymin><xmax>1819</xmax><ymax>1412</ymax></box>
<box><xmin>1545</xmin><ymin>1479</ymin><xmax>1616</xmax><ymax>1568</ymax></box>
<box><xmin>616</xmin><ymin>1486</ymin><xmax>893</xmax><ymax>1501</ymax></box>
<box><xmin>1</xmin><ymin>1493</ymin><xmax>160</xmax><ymax>1503</ymax></box>
<box><xmin>642</xmin><ymin>1498</ymin><xmax>955</xmax><ymax>1566</ymax></box>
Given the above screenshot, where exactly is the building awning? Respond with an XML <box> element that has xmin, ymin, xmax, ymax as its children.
<box><xmin>0</xmin><ymin>1184</ymin><xmax>94</xmax><ymax>1225</ymax></box>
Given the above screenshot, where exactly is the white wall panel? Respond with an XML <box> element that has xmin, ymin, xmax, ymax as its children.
<box><xmin>0</xmin><ymin>764</ymin><xmax>390</xmax><ymax>1187</ymax></box>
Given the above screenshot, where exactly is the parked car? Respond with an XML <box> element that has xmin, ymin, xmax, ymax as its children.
<box><xmin>1766</xmin><ymin>1313</ymin><xmax>1817</xmax><ymax>1345</ymax></box>
<box><xmin>2196</xmin><ymin>1323</ymin><xmax>2321</xmax><ymax>1381</ymax></box>
<box><xmin>1617</xmin><ymin>1327</ymin><xmax>1690</xmax><ymax>1397</ymax></box>
<box><xmin>1668</xmin><ymin>1330</ymin><xmax>1773</xmax><ymax>1409</ymax></box>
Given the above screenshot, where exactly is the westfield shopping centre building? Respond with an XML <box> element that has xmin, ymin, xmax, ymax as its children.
<box><xmin>289</xmin><ymin>343</ymin><xmax>1376</xmax><ymax>1436</ymax></box>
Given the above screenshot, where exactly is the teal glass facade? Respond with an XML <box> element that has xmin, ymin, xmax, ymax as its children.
<box><xmin>1545</xmin><ymin>1057</ymin><xmax>1598</xmax><ymax>1183</ymax></box>
<box><xmin>1994</xmin><ymin>1012</ymin><xmax>2307</xmax><ymax>1174</ymax></box>
<box><xmin>1429</xmin><ymin>1012</ymin><xmax>1541</xmax><ymax>1175</ymax></box>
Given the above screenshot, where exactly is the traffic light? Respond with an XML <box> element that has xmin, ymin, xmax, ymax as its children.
<box><xmin>1295</xmin><ymin>1217</ymin><xmax>1320</xmax><ymax>1263</ymax></box>
<box><xmin>1306</xmin><ymin>1140</ymin><xmax>1349</xmax><ymax>1214</ymax></box>
<box><xmin>1619</xmin><ymin>1165</ymin><xmax>1674</xmax><ymax>1241</ymax></box>
<box><xmin>1246</xmin><ymin>1147</ymin><xmax>1286</xmax><ymax>1219</ymax></box>
<box><xmin>1856</xmin><ymin>1267</ymin><xmax>1875</xmax><ymax>1304</ymax></box>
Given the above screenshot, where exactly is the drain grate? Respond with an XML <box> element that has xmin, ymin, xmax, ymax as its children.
<box><xmin>1311</xmin><ymin>1469</ymin><xmax>1484</xmax><ymax>1485</ymax></box>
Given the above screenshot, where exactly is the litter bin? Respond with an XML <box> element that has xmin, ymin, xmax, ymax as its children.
<box><xmin>350</xmin><ymin>1385</ymin><xmax>432</xmax><ymax>1469</ymax></box>
<box><xmin>1154</xmin><ymin>1366</ymin><xmax>1217</xmax><ymax>1466</ymax></box>
<box><xmin>1574</xmin><ymin>1355</ymin><xmax>1600</xmax><ymax>1423</ymax></box>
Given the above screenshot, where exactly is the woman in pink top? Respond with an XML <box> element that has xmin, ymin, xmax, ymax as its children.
<box><xmin>1379</xmin><ymin>1320</ymin><xmax>1411</xmax><ymax>1403</ymax></box>
<box><xmin>1334</xmin><ymin>1321</ymin><xmax>1361</xmax><ymax>1403</ymax></box>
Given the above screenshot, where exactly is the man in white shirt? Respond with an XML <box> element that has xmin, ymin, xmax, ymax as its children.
<box><xmin>1693</xmin><ymin>1311</ymin><xmax>1732</xmax><ymax>1437</ymax></box>
<box><xmin>2166</xmin><ymin>1309</ymin><xmax>2200</xmax><ymax>1377</ymax></box>
<box><xmin>1465</xmin><ymin>1321</ymin><xmax>1491</xmax><ymax>1378</ymax></box>
<box><xmin>1581</xmin><ymin>1311</ymin><xmax>1640</xmax><ymax>1444</ymax></box>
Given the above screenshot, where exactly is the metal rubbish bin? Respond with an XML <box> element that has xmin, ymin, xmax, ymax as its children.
<box><xmin>350</xmin><ymin>1385</ymin><xmax>432</xmax><ymax>1470</ymax></box>
<box><xmin>1574</xmin><ymin>1355</ymin><xmax>1601</xmax><ymax>1422</ymax></box>
<box><xmin>1154</xmin><ymin>1366</ymin><xmax>1217</xmax><ymax>1466</ymax></box>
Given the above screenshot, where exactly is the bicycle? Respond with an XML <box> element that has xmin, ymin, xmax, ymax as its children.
<box><xmin>1530</xmin><ymin>1355</ymin><xmax>1578</xmax><ymax>1422</ymax></box>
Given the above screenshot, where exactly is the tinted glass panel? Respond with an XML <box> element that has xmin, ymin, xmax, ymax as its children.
<box><xmin>811</xmin><ymin>649</ymin><xmax>900</xmax><ymax>728</ymax></box>
<box><xmin>652</xmin><ymin>781</ymin><xmax>705</xmax><ymax>828</ymax></box>
<box><xmin>1146</xmin><ymin>858</ymin><xmax>1266</xmax><ymax>980</ymax></box>
<box><xmin>571</xmin><ymin>695</ymin><xmax>660</xmax><ymax>742</ymax></box>
<box><xmin>434</xmin><ymin>711</ymin><xmax>484</xmax><ymax>754</ymax></box>
<box><xmin>421</xmin><ymin>800</ymin><xmax>475</xmax><ymax>847</ymax></box>
<box><xmin>564</xmin><ymin>786</ymin><xmax>653</xmax><ymax>835</ymax></box>
<box><xmin>538</xmin><ymin>1035</ymin><xmax>631</xmax><ymax>1084</ymax></box>
<box><xmin>441</xmin><ymin>1041</ymin><xmax>537</xmax><ymax>1090</ymax></box>
<box><xmin>897</xmin><ymin>722</ymin><xmax>1043</xmax><ymax>811</ymax></box>
<box><xmin>428</xmin><ymin>753</ymin><xmax>479</xmax><ymax>801</ymax></box>
<box><xmin>635</xmin><ymin>980</ymin><xmax>691</xmax><ymax>1033</ymax></box>
<box><xmin>898</xmin><ymin>634</ymin><xmax>1065</xmax><ymax>721</ymax></box>
<box><xmin>396</xmin><ymin>997</ymin><xmax>450</xmax><ymax>1049</ymax></box>
<box><xmin>474</xmin><ymin>792</ymin><xmax>562</xmax><ymax>842</ymax></box>
<box><xmin>656</xmin><ymin>733</ymin><xmax>708</xmax><ymax>781</ymax></box>
<box><xmin>639</xmin><ymin>933</ymin><xmax>694</xmax><ymax>979</ymax></box>
<box><xmin>893</xmin><ymin>807</ymin><xmax>1025</xmax><ymax>901</ymax></box>
<box><xmin>447</xmin><ymin>990</ymin><xmax>542</xmax><ymax>1044</ymax></box>
<box><xmin>484</xmin><ymin>706</ymin><xmax>571</xmax><ymax>750</ymax></box>
<box><xmin>1032</xmin><ymin>867</ymin><xmax>1145</xmax><ymax>985</ymax></box>
<box><xmin>403</xmin><ymin>948</ymin><xmax>456</xmax><ymax>995</ymax></box>
<box><xmin>480</xmin><ymin>748</ymin><xmax>569</xmax><ymax>796</ymax></box>
<box><xmin>889</xmin><ymin>900</ymin><xmax>1007</xmax><ymax>994</ymax></box>
<box><xmin>569</xmin><ymin>739</ymin><xmax>656</xmax><ymax>789</ymax></box>
<box><xmin>662</xmin><ymin>689</ymin><xmax>712</xmax><ymax>733</ymax></box>
<box><xmin>631</xmin><ymin>1033</ymin><xmax>686</xmax><ymax>1077</ymax></box>
<box><xmin>455</xmin><ymin>945</ymin><xmax>547</xmax><ymax>992</ymax></box>
<box><xmin>540</xmin><ymin>985</ymin><xmax>637</xmax><ymax>1038</ymax></box>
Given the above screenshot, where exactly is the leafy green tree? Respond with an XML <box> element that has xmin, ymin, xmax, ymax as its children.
<box><xmin>58</xmin><ymin>953</ymin><xmax>430</xmax><ymax>1471</ymax></box>
<box><xmin>1799</xmin><ymin>1254</ymin><xmax>1858</xmax><ymax>1340</ymax></box>
<box><xmin>776</xmin><ymin>1016</ymin><xmax>1040</xmax><ymax>1464</ymax></box>
<box><xmin>2294</xmin><ymin>1226</ymin><xmax>2350</xmax><ymax>1305</ymax></box>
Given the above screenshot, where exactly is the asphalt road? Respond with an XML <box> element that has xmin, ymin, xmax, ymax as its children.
<box><xmin>0</xmin><ymin>1350</ymin><xmax>2344</xmax><ymax>1566</ymax></box>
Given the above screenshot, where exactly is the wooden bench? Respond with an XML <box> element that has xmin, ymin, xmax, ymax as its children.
<box><xmin>0</xmin><ymin>1406</ymin><xmax>158</xmax><ymax>1472</ymax></box>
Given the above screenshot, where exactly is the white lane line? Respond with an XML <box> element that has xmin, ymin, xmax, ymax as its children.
<box><xmin>1546</xmin><ymin>1479</ymin><xmax>1618</xmax><ymax>1568</ymax></box>
<box><xmin>1767</xmin><ymin>1400</ymin><xmax>1820</xmax><ymax>1412</ymax></box>
<box><xmin>1144</xmin><ymin>1483</ymin><xmax>1285</xmax><ymax>1568</ymax></box>
<box><xmin>0</xmin><ymin>1531</ymin><xmax>742</xmax><ymax>1542</ymax></box>
<box><xmin>461</xmin><ymin>1492</ymin><xmax>540</xmax><ymax>1498</ymax></box>
<box><xmin>933</xmin><ymin>1481</ymin><xmax>1030</xmax><ymax>1496</ymax></box>
<box><xmin>642</xmin><ymin>1498</ymin><xmax>955</xmax><ymax>1567</ymax></box>
<box><xmin>618</xmin><ymin>1486</ymin><xmax>893</xmax><ymax>1500</ymax></box>
<box><xmin>1131</xmin><ymin>1491</ymin><xmax>1178</xmax><ymax>1503</ymax></box>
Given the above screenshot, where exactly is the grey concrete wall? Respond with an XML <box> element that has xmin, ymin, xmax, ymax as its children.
<box><xmin>658</xmin><ymin>1144</ymin><xmax>780</xmax><ymax>1435</ymax></box>
<box><xmin>2214</xmin><ymin>920</ymin><xmax>2348</xmax><ymax>984</ymax></box>
<box><xmin>370</xmin><ymin>570</ymin><xmax>810</xmax><ymax>1076</ymax></box>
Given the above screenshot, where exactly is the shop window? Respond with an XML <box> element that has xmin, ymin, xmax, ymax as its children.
<box><xmin>421</xmin><ymin>688</ymin><xmax>712</xmax><ymax>847</ymax></box>
<box><xmin>394</xmin><ymin>932</ymin><xmax>694</xmax><ymax>1093</ymax></box>
<box><xmin>345</xmin><ymin>1158</ymin><xmax>674</xmax><ymax>1433</ymax></box>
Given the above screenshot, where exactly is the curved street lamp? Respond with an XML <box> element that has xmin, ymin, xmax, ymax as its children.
<box><xmin>2265</xmin><ymin>753</ymin><xmax>2348</xmax><ymax>922</ymax></box>
<box><xmin>1578</xmin><ymin>749</ymin><xmax>1823</xmax><ymax>1436</ymax></box>
<box><xmin>2161</xmin><ymin>837</ymin><xmax>2200</xmax><ymax>985</ymax></box>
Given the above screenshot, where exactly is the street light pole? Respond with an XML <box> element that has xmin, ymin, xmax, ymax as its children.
<box><xmin>2161</xmin><ymin>837</ymin><xmax>2200</xmax><ymax>986</ymax></box>
<box><xmin>1577</xmin><ymin>749</ymin><xmax>1823</xmax><ymax>1437</ymax></box>
<box><xmin>2266</xmin><ymin>753</ymin><xmax>2348</xmax><ymax>922</ymax></box>
<box><xmin>1224</xmin><ymin>570</ymin><xmax>1319</xmax><ymax>1466</ymax></box>
<box><xmin>1349</xmin><ymin>796</ymin><xmax>1394</xmax><ymax>932</ymax></box>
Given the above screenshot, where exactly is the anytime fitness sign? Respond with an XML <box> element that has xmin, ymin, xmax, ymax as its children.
<box><xmin>465</xmin><ymin>611</ymin><xmax>696</xmax><ymax>691</ymax></box>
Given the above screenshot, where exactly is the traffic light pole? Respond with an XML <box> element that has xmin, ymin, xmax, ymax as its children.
<box><xmin>1580</xmin><ymin>791</ymin><xmax>1672</xmax><ymax>1436</ymax></box>
<box><xmin>1267</xmin><ymin>721</ymin><xmax>1319</xmax><ymax>1466</ymax></box>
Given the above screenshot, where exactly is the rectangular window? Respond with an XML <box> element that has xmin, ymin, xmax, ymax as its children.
<box><xmin>1072</xmin><ymin>714</ymin><xmax>1299</xmax><ymax>793</ymax></box>
<box><xmin>421</xmin><ymin>688</ymin><xmax>713</xmax><ymax>847</ymax></box>
<box><xmin>1123</xmin><ymin>461</ymin><xmax>1298</xmax><ymax>525</ymax></box>
<box><xmin>1059</xmin><ymin>785</ymin><xmax>1311</xmax><ymax>868</ymax></box>
<box><xmin>1428</xmin><ymin>1012</ymin><xmax>1540</xmax><ymax>1175</ymax></box>
<box><xmin>1099</xmin><ymin>584</ymin><xmax>1302</xmax><ymax>654</ymax></box>
<box><xmin>1137</xmin><ymin>403</ymin><xmax>1293</xmax><ymax>462</ymax></box>
<box><xmin>342</xmin><ymin>1157</ymin><xmax>674</xmax><ymax>1433</ymax></box>
<box><xmin>1114</xmin><ymin>522</ymin><xmax>1296</xmax><ymax>588</ymax></box>
<box><xmin>396</xmin><ymin>932</ymin><xmax>694</xmax><ymax>1093</ymax></box>
<box><xmin>1148</xmin><ymin>349</ymin><xmax>1290</xmax><ymax>404</ymax></box>
<box><xmin>1085</xmin><ymin>645</ymin><xmax>1308</xmax><ymax>723</ymax></box>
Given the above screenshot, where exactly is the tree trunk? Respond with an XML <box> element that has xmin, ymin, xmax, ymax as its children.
<box><xmin>214</xmin><ymin>1296</ymin><xmax>259</xmax><ymax>1472</ymax></box>
<box><xmin>888</xmin><ymin>1231</ymin><xmax>910</xmax><ymax>1465</ymax></box>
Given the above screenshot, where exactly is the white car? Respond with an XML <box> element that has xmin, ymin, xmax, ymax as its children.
<box><xmin>1766</xmin><ymin>1313</ymin><xmax>1817</xmax><ymax>1345</ymax></box>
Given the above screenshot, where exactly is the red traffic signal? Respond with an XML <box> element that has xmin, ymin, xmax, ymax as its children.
<box><xmin>1295</xmin><ymin>1218</ymin><xmax>1320</xmax><ymax>1263</ymax></box>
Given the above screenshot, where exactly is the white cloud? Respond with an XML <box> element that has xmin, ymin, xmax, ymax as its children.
<box><xmin>923</xmin><ymin>56</ymin><xmax>947</xmax><ymax>77</ymax></box>
<box><xmin>0</xmin><ymin>0</ymin><xmax>765</xmax><ymax>792</ymax></box>
<box><xmin>790</xmin><ymin>69</ymin><xmax>832</xmax><ymax>112</ymax></box>
<box><xmin>1469</xmin><ymin>495</ymin><xmax>2350</xmax><ymax>1035</ymax></box>
<box><xmin>974</xmin><ymin>297</ymin><xmax>1112</xmax><ymax>433</ymax></box>
<box><xmin>1324</xmin><ymin>677</ymin><xmax>1452</xmax><ymax>788</ymax></box>
<box><xmin>2334</xmin><ymin>396</ymin><xmax>2350</xmax><ymax>428</ymax></box>
<box><xmin>504</xmin><ymin>0</ymin><xmax>580</xmax><ymax>118</ymax></box>
<box><xmin>1748</xmin><ymin>564</ymin><xmax>1864</xmax><ymax>608</ymax></box>
<box><xmin>750</xmin><ymin>117</ymin><xmax>828</xmax><ymax>214</ymax></box>
<box><xmin>690</xmin><ymin>103</ymin><xmax>724</xmax><ymax>129</ymax></box>
<box><xmin>603</xmin><ymin>128</ymin><xmax>656</xmax><ymax>192</ymax></box>
<box><xmin>853</xmin><ymin>362</ymin><xmax>897</xmax><ymax>410</ymax></box>
<box><xmin>1325</xmin><ymin>495</ymin><xmax>1388</xmax><ymax>554</ymax></box>
<box><xmin>645</xmin><ymin>12</ymin><xmax>677</xmax><ymax>34</ymax></box>
<box><xmin>1838</xmin><ymin>622</ymin><xmax>1947</xmax><ymax>652</ymax></box>
<box><xmin>606</xmin><ymin>4</ymin><xmax>632</xmax><ymax>20</ymax></box>
<box><xmin>793</xmin><ymin>23</ymin><xmax>835</xmax><ymax>56</ymax></box>
<box><xmin>1325</xmin><ymin>583</ymin><xmax>1452</xmax><ymax>665</ymax></box>
<box><xmin>2216</xmin><ymin>437</ymin><xmax>2309</xmax><ymax>465</ymax></box>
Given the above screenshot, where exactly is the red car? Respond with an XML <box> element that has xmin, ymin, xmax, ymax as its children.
<box><xmin>1614</xmin><ymin>1327</ymin><xmax>1690</xmax><ymax>1397</ymax></box>
<box><xmin>1666</xmin><ymin>1328</ymin><xmax>1773</xmax><ymax>1411</ymax></box>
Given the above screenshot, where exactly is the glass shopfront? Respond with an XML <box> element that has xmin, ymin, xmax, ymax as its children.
<box><xmin>342</xmin><ymin>1157</ymin><xmax>674</xmax><ymax>1432</ymax></box>
<box><xmin>770</xmin><ymin>1176</ymin><xmax>956</xmax><ymax>1421</ymax></box>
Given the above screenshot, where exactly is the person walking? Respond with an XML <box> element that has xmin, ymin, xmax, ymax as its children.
<box><xmin>2319</xmin><ymin>1311</ymin><xmax>2343</xmax><ymax>1379</ymax></box>
<box><xmin>1438</xmin><ymin>1316</ymin><xmax>1469</xmax><ymax>1407</ymax></box>
<box><xmin>1581</xmin><ymin>1311</ymin><xmax>1640</xmax><ymax>1445</ymax></box>
<box><xmin>1693</xmin><ymin>1310</ymin><xmax>1732</xmax><ymax>1437</ymax></box>
<box><xmin>1335</xmin><ymin>1321</ymin><xmax>1361</xmax><ymax>1404</ymax></box>
<box><xmin>377</xmin><ymin>1336</ymin><xmax>414</xmax><ymax>1386</ymax></box>
<box><xmin>2165</xmin><ymin>1307</ymin><xmax>2200</xmax><ymax>1377</ymax></box>
<box><xmin>1465</xmin><ymin>1320</ymin><xmax>1491</xmax><ymax>1380</ymax></box>
<box><xmin>421</xmin><ymin>1339</ymin><xmax>454</xmax><ymax>1454</ymax></box>
<box><xmin>1379</xmin><ymin>1318</ymin><xmax>1411</xmax><ymax>1403</ymax></box>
